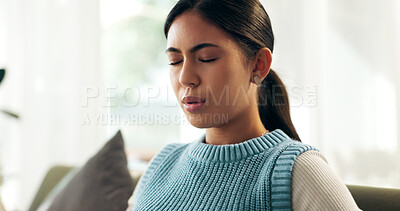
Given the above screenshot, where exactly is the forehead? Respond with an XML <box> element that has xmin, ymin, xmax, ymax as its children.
<box><xmin>167</xmin><ymin>11</ymin><xmax>237</xmax><ymax>49</ymax></box>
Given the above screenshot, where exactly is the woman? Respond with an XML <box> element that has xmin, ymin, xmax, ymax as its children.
<box><xmin>129</xmin><ymin>0</ymin><xmax>361</xmax><ymax>210</ymax></box>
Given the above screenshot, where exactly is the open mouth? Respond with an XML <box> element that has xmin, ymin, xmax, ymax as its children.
<box><xmin>186</xmin><ymin>101</ymin><xmax>202</xmax><ymax>104</ymax></box>
<box><xmin>182</xmin><ymin>96</ymin><xmax>206</xmax><ymax>112</ymax></box>
<box><xmin>183</xmin><ymin>101</ymin><xmax>205</xmax><ymax>112</ymax></box>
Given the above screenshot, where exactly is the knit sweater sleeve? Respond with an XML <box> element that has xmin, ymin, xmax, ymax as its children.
<box><xmin>291</xmin><ymin>150</ymin><xmax>361</xmax><ymax>211</ymax></box>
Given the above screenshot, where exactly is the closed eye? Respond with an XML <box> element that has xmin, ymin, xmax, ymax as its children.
<box><xmin>169</xmin><ymin>61</ymin><xmax>183</xmax><ymax>65</ymax></box>
<box><xmin>199</xmin><ymin>58</ymin><xmax>217</xmax><ymax>63</ymax></box>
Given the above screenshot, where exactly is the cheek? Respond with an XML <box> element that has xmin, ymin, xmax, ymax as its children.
<box><xmin>204</xmin><ymin>68</ymin><xmax>246</xmax><ymax>106</ymax></box>
<box><xmin>212</xmin><ymin>64</ymin><xmax>251</xmax><ymax>108</ymax></box>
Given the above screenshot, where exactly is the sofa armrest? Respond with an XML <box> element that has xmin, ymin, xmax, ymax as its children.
<box><xmin>346</xmin><ymin>184</ymin><xmax>400</xmax><ymax>211</ymax></box>
<box><xmin>28</xmin><ymin>165</ymin><xmax>74</xmax><ymax>211</ymax></box>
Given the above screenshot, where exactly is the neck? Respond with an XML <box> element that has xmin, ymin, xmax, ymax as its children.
<box><xmin>205</xmin><ymin>107</ymin><xmax>267</xmax><ymax>145</ymax></box>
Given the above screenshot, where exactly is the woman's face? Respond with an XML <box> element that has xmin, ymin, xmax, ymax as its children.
<box><xmin>166</xmin><ymin>11</ymin><xmax>258</xmax><ymax>128</ymax></box>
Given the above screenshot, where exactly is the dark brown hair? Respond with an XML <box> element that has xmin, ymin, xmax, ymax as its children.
<box><xmin>164</xmin><ymin>0</ymin><xmax>301</xmax><ymax>141</ymax></box>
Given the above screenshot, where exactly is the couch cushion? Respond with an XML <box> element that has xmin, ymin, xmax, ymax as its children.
<box><xmin>47</xmin><ymin>130</ymin><xmax>135</xmax><ymax>211</ymax></box>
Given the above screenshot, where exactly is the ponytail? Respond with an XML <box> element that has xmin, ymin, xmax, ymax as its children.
<box><xmin>258</xmin><ymin>69</ymin><xmax>301</xmax><ymax>141</ymax></box>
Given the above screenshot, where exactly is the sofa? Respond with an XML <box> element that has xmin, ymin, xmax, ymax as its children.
<box><xmin>27</xmin><ymin>131</ymin><xmax>400</xmax><ymax>211</ymax></box>
<box><xmin>29</xmin><ymin>166</ymin><xmax>400</xmax><ymax>211</ymax></box>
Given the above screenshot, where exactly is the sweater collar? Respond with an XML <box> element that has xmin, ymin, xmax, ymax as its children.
<box><xmin>187</xmin><ymin>129</ymin><xmax>291</xmax><ymax>163</ymax></box>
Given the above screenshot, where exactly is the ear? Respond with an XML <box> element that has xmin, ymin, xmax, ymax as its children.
<box><xmin>252</xmin><ymin>47</ymin><xmax>272</xmax><ymax>81</ymax></box>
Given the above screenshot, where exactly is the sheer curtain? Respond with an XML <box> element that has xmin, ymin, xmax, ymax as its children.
<box><xmin>0</xmin><ymin>0</ymin><xmax>107</xmax><ymax>210</ymax></box>
<box><xmin>262</xmin><ymin>0</ymin><xmax>400</xmax><ymax>187</ymax></box>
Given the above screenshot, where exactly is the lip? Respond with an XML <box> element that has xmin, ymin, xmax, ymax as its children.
<box><xmin>182</xmin><ymin>96</ymin><xmax>206</xmax><ymax>112</ymax></box>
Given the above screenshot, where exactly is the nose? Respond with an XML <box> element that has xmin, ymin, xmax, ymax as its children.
<box><xmin>179</xmin><ymin>60</ymin><xmax>200</xmax><ymax>88</ymax></box>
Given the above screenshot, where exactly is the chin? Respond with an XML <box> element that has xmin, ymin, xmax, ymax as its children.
<box><xmin>184</xmin><ymin>112</ymin><xmax>229</xmax><ymax>128</ymax></box>
<box><xmin>188</xmin><ymin>121</ymin><xmax>215</xmax><ymax>128</ymax></box>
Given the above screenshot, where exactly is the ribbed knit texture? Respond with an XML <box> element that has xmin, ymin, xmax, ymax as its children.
<box><xmin>132</xmin><ymin>129</ymin><xmax>316</xmax><ymax>211</ymax></box>
<box><xmin>292</xmin><ymin>151</ymin><xmax>361</xmax><ymax>210</ymax></box>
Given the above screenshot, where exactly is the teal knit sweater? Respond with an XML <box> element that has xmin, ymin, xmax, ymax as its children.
<box><xmin>132</xmin><ymin>129</ymin><xmax>317</xmax><ymax>211</ymax></box>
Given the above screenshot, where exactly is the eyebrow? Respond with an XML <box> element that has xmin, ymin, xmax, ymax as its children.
<box><xmin>165</xmin><ymin>43</ymin><xmax>220</xmax><ymax>54</ymax></box>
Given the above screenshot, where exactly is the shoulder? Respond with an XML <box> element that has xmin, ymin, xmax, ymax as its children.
<box><xmin>145</xmin><ymin>142</ymin><xmax>187</xmax><ymax>173</ymax></box>
<box><xmin>130</xmin><ymin>142</ymin><xmax>188</xmax><ymax>204</ymax></box>
<box><xmin>272</xmin><ymin>139</ymin><xmax>319</xmax><ymax>167</ymax></box>
<box><xmin>269</xmin><ymin>140</ymin><xmax>319</xmax><ymax>181</ymax></box>
<box><xmin>151</xmin><ymin>143</ymin><xmax>185</xmax><ymax>161</ymax></box>
<box><xmin>293</xmin><ymin>150</ymin><xmax>327</xmax><ymax>168</ymax></box>
<box><xmin>268</xmin><ymin>140</ymin><xmax>318</xmax><ymax>209</ymax></box>
<box><xmin>292</xmin><ymin>150</ymin><xmax>361</xmax><ymax>210</ymax></box>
